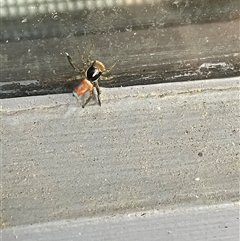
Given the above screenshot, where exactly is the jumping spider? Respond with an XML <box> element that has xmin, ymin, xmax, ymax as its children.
<box><xmin>65</xmin><ymin>45</ymin><xmax>117</xmax><ymax>108</ymax></box>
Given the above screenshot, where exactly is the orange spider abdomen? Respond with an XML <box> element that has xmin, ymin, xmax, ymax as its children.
<box><xmin>73</xmin><ymin>78</ymin><xmax>93</xmax><ymax>96</ymax></box>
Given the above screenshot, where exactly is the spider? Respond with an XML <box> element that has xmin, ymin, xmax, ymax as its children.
<box><xmin>65</xmin><ymin>45</ymin><xmax>117</xmax><ymax>108</ymax></box>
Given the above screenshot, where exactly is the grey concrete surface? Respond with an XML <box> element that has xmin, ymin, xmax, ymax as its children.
<box><xmin>1</xmin><ymin>77</ymin><xmax>239</xmax><ymax>229</ymax></box>
<box><xmin>1</xmin><ymin>203</ymin><xmax>239</xmax><ymax>241</ymax></box>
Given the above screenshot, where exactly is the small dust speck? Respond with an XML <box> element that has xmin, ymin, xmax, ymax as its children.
<box><xmin>21</xmin><ymin>17</ymin><xmax>28</xmax><ymax>23</ymax></box>
<box><xmin>198</xmin><ymin>152</ymin><xmax>203</xmax><ymax>157</ymax></box>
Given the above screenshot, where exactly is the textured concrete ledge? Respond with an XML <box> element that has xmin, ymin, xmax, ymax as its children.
<box><xmin>1</xmin><ymin>77</ymin><xmax>239</xmax><ymax>111</ymax></box>
<box><xmin>2</xmin><ymin>203</ymin><xmax>239</xmax><ymax>241</ymax></box>
<box><xmin>1</xmin><ymin>77</ymin><xmax>239</xmax><ymax>229</ymax></box>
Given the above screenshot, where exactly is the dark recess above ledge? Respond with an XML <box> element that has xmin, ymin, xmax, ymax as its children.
<box><xmin>0</xmin><ymin>0</ymin><xmax>239</xmax><ymax>98</ymax></box>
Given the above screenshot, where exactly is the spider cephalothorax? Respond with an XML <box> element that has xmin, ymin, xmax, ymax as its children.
<box><xmin>85</xmin><ymin>60</ymin><xmax>106</xmax><ymax>82</ymax></box>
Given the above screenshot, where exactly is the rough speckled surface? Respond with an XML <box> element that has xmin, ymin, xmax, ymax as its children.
<box><xmin>2</xmin><ymin>203</ymin><xmax>239</xmax><ymax>241</ymax></box>
<box><xmin>1</xmin><ymin>77</ymin><xmax>239</xmax><ymax>228</ymax></box>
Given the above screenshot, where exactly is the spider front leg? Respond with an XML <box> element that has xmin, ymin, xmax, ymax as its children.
<box><xmin>78</xmin><ymin>44</ymin><xmax>94</xmax><ymax>69</ymax></box>
<box><xmin>93</xmin><ymin>81</ymin><xmax>101</xmax><ymax>106</ymax></box>
<box><xmin>65</xmin><ymin>52</ymin><xmax>85</xmax><ymax>73</ymax></box>
<box><xmin>103</xmin><ymin>60</ymin><xmax>118</xmax><ymax>75</ymax></box>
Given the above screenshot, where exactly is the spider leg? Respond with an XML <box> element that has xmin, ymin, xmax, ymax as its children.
<box><xmin>77</xmin><ymin>47</ymin><xmax>88</xmax><ymax>69</ymax></box>
<box><xmin>82</xmin><ymin>89</ymin><xmax>94</xmax><ymax>108</ymax></box>
<box><xmin>103</xmin><ymin>60</ymin><xmax>118</xmax><ymax>75</ymax></box>
<box><xmin>93</xmin><ymin>81</ymin><xmax>101</xmax><ymax>106</ymax></box>
<box><xmin>86</xmin><ymin>44</ymin><xmax>94</xmax><ymax>66</ymax></box>
<box><xmin>66</xmin><ymin>75</ymin><xmax>83</xmax><ymax>82</ymax></box>
<box><xmin>78</xmin><ymin>44</ymin><xmax>94</xmax><ymax>69</ymax></box>
<box><xmin>65</xmin><ymin>52</ymin><xmax>85</xmax><ymax>73</ymax></box>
